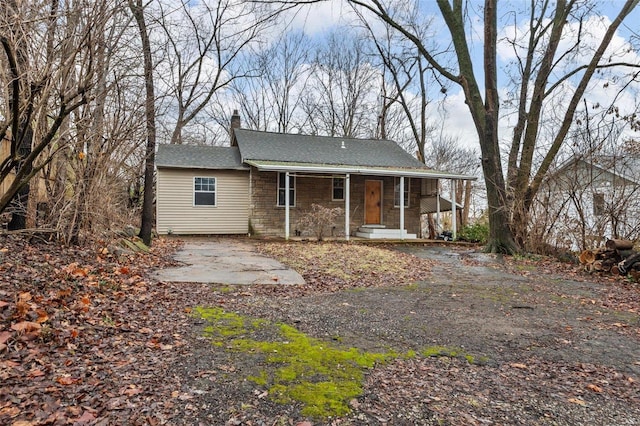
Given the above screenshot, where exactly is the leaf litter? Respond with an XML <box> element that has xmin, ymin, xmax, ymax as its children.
<box><xmin>1</xmin><ymin>237</ymin><xmax>639</xmax><ymax>425</ymax></box>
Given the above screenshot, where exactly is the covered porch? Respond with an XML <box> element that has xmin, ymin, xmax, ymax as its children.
<box><xmin>245</xmin><ymin>160</ymin><xmax>475</xmax><ymax>240</ymax></box>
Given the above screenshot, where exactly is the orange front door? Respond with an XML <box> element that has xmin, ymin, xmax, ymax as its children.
<box><xmin>364</xmin><ymin>180</ymin><xmax>382</xmax><ymax>224</ymax></box>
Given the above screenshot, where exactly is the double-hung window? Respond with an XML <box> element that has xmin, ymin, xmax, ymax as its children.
<box><xmin>194</xmin><ymin>177</ymin><xmax>216</xmax><ymax>206</ymax></box>
<box><xmin>394</xmin><ymin>177</ymin><xmax>410</xmax><ymax>207</ymax></box>
<box><xmin>277</xmin><ymin>172</ymin><xmax>295</xmax><ymax>206</ymax></box>
<box><xmin>332</xmin><ymin>177</ymin><xmax>345</xmax><ymax>200</ymax></box>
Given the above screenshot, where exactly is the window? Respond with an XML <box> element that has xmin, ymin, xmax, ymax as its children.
<box><xmin>394</xmin><ymin>177</ymin><xmax>410</xmax><ymax>207</ymax></box>
<box><xmin>277</xmin><ymin>172</ymin><xmax>295</xmax><ymax>206</ymax></box>
<box><xmin>332</xmin><ymin>177</ymin><xmax>345</xmax><ymax>200</ymax></box>
<box><xmin>593</xmin><ymin>193</ymin><xmax>605</xmax><ymax>216</ymax></box>
<box><xmin>194</xmin><ymin>177</ymin><xmax>216</xmax><ymax>206</ymax></box>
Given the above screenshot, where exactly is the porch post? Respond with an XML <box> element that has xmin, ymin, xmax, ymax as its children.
<box><xmin>345</xmin><ymin>173</ymin><xmax>350</xmax><ymax>241</ymax></box>
<box><xmin>399</xmin><ymin>176</ymin><xmax>405</xmax><ymax>240</ymax></box>
<box><xmin>436</xmin><ymin>184</ymin><xmax>441</xmax><ymax>236</ymax></box>
<box><xmin>451</xmin><ymin>179</ymin><xmax>457</xmax><ymax>240</ymax></box>
<box><xmin>285</xmin><ymin>171</ymin><xmax>290</xmax><ymax>240</ymax></box>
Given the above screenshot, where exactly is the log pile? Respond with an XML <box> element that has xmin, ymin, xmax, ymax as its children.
<box><xmin>579</xmin><ymin>239</ymin><xmax>640</xmax><ymax>279</ymax></box>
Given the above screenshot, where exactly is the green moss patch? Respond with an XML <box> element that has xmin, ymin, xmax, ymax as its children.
<box><xmin>195</xmin><ymin>307</ymin><xmax>490</xmax><ymax>418</ymax></box>
<box><xmin>421</xmin><ymin>345</ymin><xmax>489</xmax><ymax>365</ymax></box>
<box><xmin>195</xmin><ymin>307</ymin><xmax>396</xmax><ymax>418</ymax></box>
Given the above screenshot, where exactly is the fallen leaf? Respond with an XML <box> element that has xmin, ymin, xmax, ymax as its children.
<box><xmin>568</xmin><ymin>397</ymin><xmax>587</xmax><ymax>406</ymax></box>
<box><xmin>11</xmin><ymin>321</ymin><xmax>41</xmax><ymax>333</ymax></box>
<box><xmin>509</xmin><ymin>363</ymin><xmax>528</xmax><ymax>370</ymax></box>
<box><xmin>0</xmin><ymin>331</ymin><xmax>12</xmax><ymax>344</ymax></box>
<box><xmin>28</xmin><ymin>369</ymin><xmax>46</xmax><ymax>378</ymax></box>
<box><xmin>57</xmin><ymin>376</ymin><xmax>80</xmax><ymax>385</ymax></box>
<box><xmin>36</xmin><ymin>309</ymin><xmax>49</xmax><ymax>323</ymax></box>
<box><xmin>0</xmin><ymin>300</ymin><xmax>9</xmax><ymax>308</ymax></box>
<box><xmin>18</xmin><ymin>292</ymin><xmax>32</xmax><ymax>302</ymax></box>
<box><xmin>587</xmin><ymin>384</ymin><xmax>603</xmax><ymax>393</ymax></box>
<box><xmin>73</xmin><ymin>411</ymin><xmax>96</xmax><ymax>425</ymax></box>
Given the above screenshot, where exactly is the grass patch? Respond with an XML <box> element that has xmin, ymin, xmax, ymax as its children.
<box><xmin>257</xmin><ymin>242</ymin><xmax>431</xmax><ymax>285</ymax></box>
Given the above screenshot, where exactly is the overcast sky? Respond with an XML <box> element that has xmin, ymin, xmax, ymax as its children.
<box><xmin>282</xmin><ymin>0</ymin><xmax>640</xmax><ymax>150</ymax></box>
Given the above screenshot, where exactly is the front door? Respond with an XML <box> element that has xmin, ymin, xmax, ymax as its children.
<box><xmin>364</xmin><ymin>180</ymin><xmax>382</xmax><ymax>224</ymax></box>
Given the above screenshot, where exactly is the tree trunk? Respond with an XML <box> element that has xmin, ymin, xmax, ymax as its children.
<box><xmin>130</xmin><ymin>0</ymin><xmax>156</xmax><ymax>247</ymax></box>
<box><xmin>480</xmin><ymin>0</ymin><xmax>519</xmax><ymax>254</ymax></box>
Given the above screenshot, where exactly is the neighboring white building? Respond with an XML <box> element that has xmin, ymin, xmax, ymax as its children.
<box><xmin>536</xmin><ymin>155</ymin><xmax>640</xmax><ymax>251</ymax></box>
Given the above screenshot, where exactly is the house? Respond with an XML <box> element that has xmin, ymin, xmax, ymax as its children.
<box><xmin>537</xmin><ymin>154</ymin><xmax>640</xmax><ymax>250</ymax></box>
<box><xmin>0</xmin><ymin>134</ymin><xmax>48</xmax><ymax>229</ymax></box>
<box><xmin>155</xmin><ymin>112</ymin><xmax>476</xmax><ymax>239</ymax></box>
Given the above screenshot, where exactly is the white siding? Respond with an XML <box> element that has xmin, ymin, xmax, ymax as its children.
<box><xmin>157</xmin><ymin>168</ymin><xmax>249</xmax><ymax>234</ymax></box>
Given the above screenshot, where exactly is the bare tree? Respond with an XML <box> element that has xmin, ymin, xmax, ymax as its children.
<box><xmin>153</xmin><ymin>0</ymin><xmax>276</xmax><ymax>144</ymax></box>
<box><xmin>0</xmin><ymin>0</ymin><xmax>103</xmax><ymax>225</ymax></box>
<box><xmin>129</xmin><ymin>0</ymin><xmax>156</xmax><ymax>246</ymax></box>
<box><xmin>227</xmin><ymin>30</ymin><xmax>313</xmax><ymax>133</ymax></box>
<box><xmin>358</xmin><ymin>6</ymin><xmax>443</xmax><ymax>157</ymax></box>
<box><xmin>301</xmin><ymin>28</ymin><xmax>379</xmax><ymax>138</ymax></box>
<box><xmin>271</xmin><ymin>0</ymin><xmax>640</xmax><ymax>253</ymax></box>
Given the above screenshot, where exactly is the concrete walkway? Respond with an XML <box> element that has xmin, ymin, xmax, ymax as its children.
<box><xmin>153</xmin><ymin>238</ymin><xmax>305</xmax><ymax>285</ymax></box>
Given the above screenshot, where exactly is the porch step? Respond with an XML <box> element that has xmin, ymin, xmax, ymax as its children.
<box><xmin>355</xmin><ymin>227</ymin><xmax>416</xmax><ymax>239</ymax></box>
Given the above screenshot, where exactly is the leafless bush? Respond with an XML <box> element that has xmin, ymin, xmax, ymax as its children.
<box><xmin>296</xmin><ymin>204</ymin><xmax>344</xmax><ymax>241</ymax></box>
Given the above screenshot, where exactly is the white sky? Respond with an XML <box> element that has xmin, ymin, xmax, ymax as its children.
<box><xmin>280</xmin><ymin>0</ymin><xmax>640</xmax><ymax>151</ymax></box>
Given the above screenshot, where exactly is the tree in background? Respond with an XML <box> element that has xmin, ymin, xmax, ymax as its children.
<box><xmin>274</xmin><ymin>0</ymin><xmax>640</xmax><ymax>253</ymax></box>
<box><xmin>226</xmin><ymin>30</ymin><xmax>313</xmax><ymax>134</ymax></box>
<box><xmin>0</xmin><ymin>0</ymin><xmax>105</xmax><ymax>230</ymax></box>
<box><xmin>301</xmin><ymin>29</ymin><xmax>379</xmax><ymax>138</ymax></box>
<box><xmin>154</xmin><ymin>0</ymin><xmax>276</xmax><ymax>144</ymax></box>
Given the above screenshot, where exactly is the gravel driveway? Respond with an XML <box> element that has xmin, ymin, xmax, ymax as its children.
<box><xmin>163</xmin><ymin>242</ymin><xmax>640</xmax><ymax>425</ymax></box>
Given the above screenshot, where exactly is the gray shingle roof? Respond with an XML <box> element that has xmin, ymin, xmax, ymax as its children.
<box><xmin>234</xmin><ymin>129</ymin><xmax>426</xmax><ymax>168</ymax></box>
<box><xmin>156</xmin><ymin>144</ymin><xmax>245</xmax><ymax>169</ymax></box>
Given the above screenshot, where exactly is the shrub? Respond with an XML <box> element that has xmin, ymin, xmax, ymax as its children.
<box><xmin>296</xmin><ymin>204</ymin><xmax>344</xmax><ymax>241</ymax></box>
<box><xmin>458</xmin><ymin>222</ymin><xmax>489</xmax><ymax>244</ymax></box>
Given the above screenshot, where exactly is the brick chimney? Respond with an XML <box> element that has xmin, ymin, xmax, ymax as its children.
<box><xmin>230</xmin><ymin>109</ymin><xmax>241</xmax><ymax>146</ymax></box>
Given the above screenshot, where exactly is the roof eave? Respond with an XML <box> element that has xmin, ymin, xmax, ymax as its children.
<box><xmin>244</xmin><ymin>160</ymin><xmax>477</xmax><ymax>180</ymax></box>
<box><xmin>157</xmin><ymin>164</ymin><xmax>249</xmax><ymax>171</ymax></box>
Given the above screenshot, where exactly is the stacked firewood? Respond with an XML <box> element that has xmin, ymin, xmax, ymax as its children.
<box><xmin>579</xmin><ymin>239</ymin><xmax>640</xmax><ymax>279</ymax></box>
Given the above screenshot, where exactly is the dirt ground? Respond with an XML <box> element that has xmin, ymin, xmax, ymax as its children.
<box><xmin>168</xmin><ymin>242</ymin><xmax>640</xmax><ymax>426</ymax></box>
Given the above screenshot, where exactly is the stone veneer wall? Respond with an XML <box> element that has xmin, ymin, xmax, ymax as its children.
<box><xmin>248</xmin><ymin>167</ymin><xmax>422</xmax><ymax>237</ymax></box>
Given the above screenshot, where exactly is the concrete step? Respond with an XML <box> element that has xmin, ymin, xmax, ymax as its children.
<box><xmin>356</xmin><ymin>227</ymin><xmax>417</xmax><ymax>239</ymax></box>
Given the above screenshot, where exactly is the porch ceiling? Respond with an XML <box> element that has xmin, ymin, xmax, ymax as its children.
<box><xmin>420</xmin><ymin>196</ymin><xmax>462</xmax><ymax>214</ymax></box>
<box><xmin>244</xmin><ymin>160</ymin><xmax>477</xmax><ymax>181</ymax></box>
